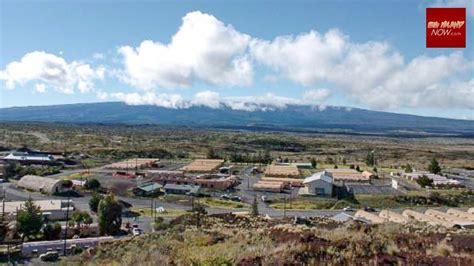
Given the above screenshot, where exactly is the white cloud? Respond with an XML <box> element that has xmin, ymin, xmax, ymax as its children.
<box><xmin>431</xmin><ymin>0</ymin><xmax>474</xmax><ymax>18</ymax></box>
<box><xmin>118</xmin><ymin>11</ymin><xmax>253</xmax><ymax>90</ymax></box>
<box><xmin>303</xmin><ymin>88</ymin><xmax>330</xmax><ymax>103</ymax></box>
<box><xmin>250</xmin><ymin>29</ymin><xmax>473</xmax><ymax>110</ymax></box>
<box><xmin>96</xmin><ymin>91</ymin><xmax>108</xmax><ymax>100</ymax></box>
<box><xmin>0</xmin><ymin>51</ymin><xmax>105</xmax><ymax>94</ymax></box>
<box><xmin>111</xmin><ymin>92</ymin><xmax>188</xmax><ymax>108</ymax></box>
<box><xmin>193</xmin><ymin>90</ymin><xmax>221</xmax><ymax>108</ymax></box>
<box><xmin>35</xmin><ymin>83</ymin><xmax>46</xmax><ymax>93</ymax></box>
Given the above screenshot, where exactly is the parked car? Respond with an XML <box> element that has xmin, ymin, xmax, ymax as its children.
<box><xmin>261</xmin><ymin>196</ymin><xmax>268</xmax><ymax>202</ymax></box>
<box><xmin>230</xmin><ymin>196</ymin><xmax>242</xmax><ymax>202</ymax></box>
<box><xmin>39</xmin><ymin>251</ymin><xmax>59</xmax><ymax>262</ymax></box>
<box><xmin>220</xmin><ymin>194</ymin><xmax>230</xmax><ymax>200</ymax></box>
<box><xmin>132</xmin><ymin>228</ymin><xmax>143</xmax><ymax>236</ymax></box>
<box><xmin>364</xmin><ymin>207</ymin><xmax>377</xmax><ymax>212</ymax></box>
<box><xmin>343</xmin><ymin>207</ymin><xmax>355</xmax><ymax>212</ymax></box>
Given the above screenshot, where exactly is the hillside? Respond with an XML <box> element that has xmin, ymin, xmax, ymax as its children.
<box><xmin>1</xmin><ymin>102</ymin><xmax>473</xmax><ymax>137</ymax></box>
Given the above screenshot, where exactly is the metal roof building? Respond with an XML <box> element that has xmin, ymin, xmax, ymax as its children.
<box><xmin>17</xmin><ymin>175</ymin><xmax>71</xmax><ymax>194</ymax></box>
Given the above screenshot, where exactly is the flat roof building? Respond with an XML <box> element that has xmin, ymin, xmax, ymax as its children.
<box><xmin>180</xmin><ymin>159</ymin><xmax>225</xmax><ymax>173</ymax></box>
<box><xmin>133</xmin><ymin>182</ymin><xmax>163</xmax><ymax>197</ymax></box>
<box><xmin>447</xmin><ymin>209</ymin><xmax>474</xmax><ymax>222</ymax></box>
<box><xmin>354</xmin><ymin>210</ymin><xmax>386</xmax><ymax>224</ymax></box>
<box><xmin>2</xmin><ymin>199</ymin><xmax>74</xmax><ymax>221</ymax></box>
<box><xmin>163</xmin><ymin>184</ymin><xmax>201</xmax><ymax>195</ymax></box>
<box><xmin>326</xmin><ymin>169</ymin><xmax>370</xmax><ymax>183</ymax></box>
<box><xmin>264</xmin><ymin>164</ymin><xmax>300</xmax><ymax>178</ymax></box>
<box><xmin>379</xmin><ymin>210</ymin><xmax>409</xmax><ymax>224</ymax></box>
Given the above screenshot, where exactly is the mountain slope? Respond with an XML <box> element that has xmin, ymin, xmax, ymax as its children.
<box><xmin>0</xmin><ymin>102</ymin><xmax>473</xmax><ymax>136</ymax></box>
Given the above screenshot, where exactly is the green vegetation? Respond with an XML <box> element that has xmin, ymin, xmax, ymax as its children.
<box><xmin>63</xmin><ymin>214</ymin><xmax>474</xmax><ymax>265</ymax></box>
<box><xmin>200</xmin><ymin>198</ymin><xmax>249</xmax><ymax>209</ymax></box>
<box><xmin>84</xmin><ymin>178</ymin><xmax>101</xmax><ymax>190</ymax></box>
<box><xmin>70</xmin><ymin>210</ymin><xmax>93</xmax><ymax>228</ymax></box>
<box><xmin>416</xmin><ymin>175</ymin><xmax>434</xmax><ymax>188</ymax></box>
<box><xmin>428</xmin><ymin>158</ymin><xmax>442</xmax><ymax>174</ymax></box>
<box><xmin>98</xmin><ymin>194</ymin><xmax>122</xmax><ymax>236</ymax></box>
<box><xmin>89</xmin><ymin>192</ymin><xmax>103</xmax><ymax>213</ymax></box>
<box><xmin>17</xmin><ymin>198</ymin><xmax>44</xmax><ymax>241</ymax></box>
<box><xmin>251</xmin><ymin>197</ymin><xmax>259</xmax><ymax>216</ymax></box>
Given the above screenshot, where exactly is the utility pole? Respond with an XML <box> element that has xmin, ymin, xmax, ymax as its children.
<box><xmin>63</xmin><ymin>191</ymin><xmax>71</xmax><ymax>256</ymax></box>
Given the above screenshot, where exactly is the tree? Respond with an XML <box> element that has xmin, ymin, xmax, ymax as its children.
<box><xmin>366</xmin><ymin>151</ymin><xmax>376</xmax><ymax>166</ymax></box>
<box><xmin>349</xmin><ymin>164</ymin><xmax>355</xmax><ymax>169</ymax></box>
<box><xmin>89</xmin><ymin>192</ymin><xmax>103</xmax><ymax>213</ymax></box>
<box><xmin>416</xmin><ymin>175</ymin><xmax>434</xmax><ymax>188</ymax></box>
<box><xmin>373</xmin><ymin>167</ymin><xmax>378</xmax><ymax>173</ymax></box>
<box><xmin>342</xmin><ymin>158</ymin><xmax>347</xmax><ymax>165</ymax></box>
<box><xmin>356</xmin><ymin>165</ymin><xmax>361</xmax><ymax>172</ymax></box>
<box><xmin>334</xmin><ymin>165</ymin><xmax>338</xmax><ymax>169</ymax></box>
<box><xmin>428</xmin><ymin>158</ymin><xmax>441</xmax><ymax>174</ymax></box>
<box><xmin>71</xmin><ymin>210</ymin><xmax>93</xmax><ymax>228</ymax></box>
<box><xmin>251</xmin><ymin>197</ymin><xmax>259</xmax><ymax>217</ymax></box>
<box><xmin>98</xmin><ymin>194</ymin><xmax>122</xmax><ymax>236</ymax></box>
<box><xmin>84</xmin><ymin>178</ymin><xmax>101</xmax><ymax>190</ymax></box>
<box><xmin>405</xmin><ymin>164</ymin><xmax>413</xmax><ymax>173</ymax></box>
<box><xmin>206</xmin><ymin>148</ymin><xmax>219</xmax><ymax>159</ymax></box>
<box><xmin>310</xmin><ymin>158</ymin><xmax>317</xmax><ymax>169</ymax></box>
<box><xmin>4</xmin><ymin>161</ymin><xmax>19</xmax><ymax>179</ymax></box>
<box><xmin>42</xmin><ymin>222</ymin><xmax>62</xmax><ymax>240</ymax></box>
<box><xmin>17</xmin><ymin>198</ymin><xmax>44</xmax><ymax>241</ymax></box>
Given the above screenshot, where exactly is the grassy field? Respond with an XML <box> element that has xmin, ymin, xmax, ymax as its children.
<box><xmin>270</xmin><ymin>189</ymin><xmax>474</xmax><ymax>210</ymax></box>
<box><xmin>199</xmin><ymin>198</ymin><xmax>250</xmax><ymax>209</ymax></box>
<box><xmin>130</xmin><ymin>207</ymin><xmax>187</xmax><ymax>217</ymax></box>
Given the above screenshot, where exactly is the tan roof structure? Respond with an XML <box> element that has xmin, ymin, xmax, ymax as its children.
<box><xmin>2</xmin><ymin>199</ymin><xmax>73</xmax><ymax>214</ymax></box>
<box><xmin>402</xmin><ymin>210</ymin><xmax>455</xmax><ymax>228</ymax></box>
<box><xmin>180</xmin><ymin>159</ymin><xmax>224</xmax><ymax>172</ymax></box>
<box><xmin>447</xmin><ymin>209</ymin><xmax>474</xmax><ymax>222</ymax></box>
<box><xmin>354</xmin><ymin>210</ymin><xmax>386</xmax><ymax>224</ymax></box>
<box><xmin>253</xmin><ymin>181</ymin><xmax>284</xmax><ymax>192</ymax></box>
<box><xmin>379</xmin><ymin>210</ymin><xmax>409</xmax><ymax>224</ymax></box>
<box><xmin>17</xmin><ymin>175</ymin><xmax>71</xmax><ymax>194</ymax></box>
<box><xmin>468</xmin><ymin>208</ymin><xmax>474</xmax><ymax>214</ymax></box>
<box><xmin>326</xmin><ymin>169</ymin><xmax>370</xmax><ymax>182</ymax></box>
<box><xmin>425</xmin><ymin>209</ymin><xmax>474</xmax><ymax>228</ymax></box>
<box><xmin>105</xmin><ymin>158</ymin><xmax>159</xmax><ymax>169</ymax></box>
<box><xmin>260</xmin><ymin>177</ymin><xmax>304</xmax><ymax>187</ymax></box>
<box><xmin>264</xmin><ymin>164</ymin><xmax>300</xmax><ymax>178</ymax></box>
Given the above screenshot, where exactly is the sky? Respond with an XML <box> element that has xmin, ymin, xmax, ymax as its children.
<box><xmin>0</xmin><ymin>0</ymin><xmax>473</xmax><ymax>119</ymax></box>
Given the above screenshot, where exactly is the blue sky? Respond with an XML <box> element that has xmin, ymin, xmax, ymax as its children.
<box><xmin>0</xmin><ymin>0</ymin><xmax>473</xmax><ymax>119</ymax></box>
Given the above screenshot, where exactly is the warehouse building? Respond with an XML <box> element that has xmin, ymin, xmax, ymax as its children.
<box><xmin>17</xmin><ymin>175</ymin><xmax>72</xmax><ymax>194</ymax></box>
<box><xmin>325</xmin><ymin>169</ymin><xmax>371</xmax><ymax>183</ymax></box>
<box><xmin>354</xmin><ymin>210</ymin><xmax>386</xmax><ymax>224</ymax></box>
<box><xmin>402</xmin><ymin>210</ymin><xmax>456</xmax><ymax>228</ymax></box>
<box><xmin>299</xmin><ymin>171</ymin><xmax>333</xmax><ymax>196</ymax></box>
<box><xmin>378</xmin><ymin>210</ymin><xmax>409</xmax><ymax>224</ymax></box>
<box><xmin>2</xmin><ymin>199</ymin><xmax>74</xmax><ymax>221</ymax></box>
<box><xmin>260</xmin><ymin>177</ymin><xmax>304</xmax><ymax>187</ymax></box>
<box><xmin>425</xmin><ymin>209</ymin><xmax>474</xmax><ymax>228</ymax></box>
<box><xmin>447</xmin><ymin>209</ymin><xmax>474</xmax><ymax>222</ymax></box>
<box><xmin>163</xmin><ymin>184</ymin><xmax>201</xmax><ymax>195</ymax></box>
<box><xmin>180</xmin><ymin>159</ymin><xmax>225</xmax><ymax>173</ymax></box>
<box><xmin>133</xmin><ymin>182</ymin><xmax>163</xmax><ymax>197</ymax></box>
<box><xmin>264</xmin><ymin>164</ymin><xmax>300</xmax><ymax>178</ymax></box>
<box><xmin>105</xmin><ymin>158</ymin><xmax>159</xmax><ymax>169</ymax></box>
<box><xmin>252</xmin><ymin>181</ymin><xmax>284</xmax><ymax>192</ymax></box>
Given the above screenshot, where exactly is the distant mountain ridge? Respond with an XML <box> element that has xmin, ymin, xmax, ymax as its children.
<box><xmin>1</xmin><ymin>102</ymin><xmax>473</xmax><ymax>137</ymax></box>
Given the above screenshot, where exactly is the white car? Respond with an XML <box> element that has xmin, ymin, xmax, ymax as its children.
<box><xmin>343</xmin><ymin>207</ymin><xmax>355</xmax><ymax>212</ymax></box>
<box><xmin>132</xmin><ymin>228</ymin><xmax>143</xmax><ymax>236</ymax></box>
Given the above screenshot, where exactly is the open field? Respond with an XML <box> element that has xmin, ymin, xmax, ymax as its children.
<box><xmin>1</xmin><ymin>122</ymin><xmax>474</xmax><ymax>170</ymax></box>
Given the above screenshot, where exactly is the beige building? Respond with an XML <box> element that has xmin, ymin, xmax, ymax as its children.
<box><xmin>180</xmin><ymin>159</ymin><xmax>224</xmax><ymax>173</ymax></box>
<box><xmin>2</xmin><ymin>199</ymin><xmax>74</xmax><ymax>221</ymax></box>
<box><xmin>264</xmin><ymin>164</ymin><xmax>300</xmax><ymax>178</ymax></box>
<box><xmin>17</xmin><ymin>175</ymin><xmax>72</xmax><ymax>194</ymax></box>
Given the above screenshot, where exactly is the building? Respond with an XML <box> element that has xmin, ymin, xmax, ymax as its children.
<box><xmin>163</xmin><ymin>184</ymin><xmax>201</xmax><ymax>195</ymax></box>
<box><xmin>378</xmin><ymin>210</ymin><xmax>409</xmax><ymax>224</ymax></box>
<box><xmin>2</xmin><ymin>199</ymin><xmax>74</xmax><ymax>221</ymax></box>
<box><xmin>152</xmin><ymin>174</ymin><xmax>239</xmax><ymax>190</ymax></box>
<box><xmin>147</xmin><ymin>170</ymin><xmax>185</xmax><ymax>179</ymax></box>
<box><xmin>402</xmin><ymin>210</ymin><xmax>455</xmax><ymax>228</ymax></box>
<box><xmin>17</xmin><ymin>175</ymin><xmax>72</xmax><ymax>194</ymax></box>
<box><xmin>403</xmin><ymin>172</ymin><xmax>460</xmax><ymax>186</ymax></box>
<box><xmin>252</xmin><ymin>181</ymin><xmax>284</xmax><ymax>192</ymax></box>
<box><xmin>133</xmin><ymin>182</ymin><xmax>163</xmax><ymax>197</ymax></box>
<box><xmin>354</xmin><ymin>210</ymin><xmax>386</xmax><ymax>224</ymax></box>
<box><xmin>425</xmin><ymin>209</ymin><xmax>474</xmax><ymax>228</ymax></box>
<box><xmin>299</xmin><ymin>171</ymin><xmax>333</xmax><ymax>196</ymax></box>
<box><xmin>447</xmin><ymin>209</ymin><xmax>474</xmax><ymax>222</ymax></box>
<box><xmin>180</xmin><ymin>159</ymin><xmax>225</xmax><ymax>173</ymax></box>
<box><xmin>325</xmin><ymin>169</ymin><xmax>371</xmax><ymax>183</ymax></box>
<box><xmin>105</xmin><ymin>158</ymin><xmax>159</xmax><ymax>169</ymax></box>
<box><xmin>260</xmin><ymin>177</ymin><xmax>304</xmax><ymax>187</ymax></box>
<box><xmin>264</xmin><ymin>164</ymin><xmax>300</xmax><ymax>178</ymax></box>
<box><xmin>3</xmin><ymin>152</ymin><xmax>56</xmax><ymax>165</ymax></box>
<box><xmin>330</xmin><ymin>212</ymin><xmax>369</xmax><ymax>224</ymax></box>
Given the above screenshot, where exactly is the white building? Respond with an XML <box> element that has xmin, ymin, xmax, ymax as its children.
<box><xmin>2</xmin><ymin>199</ymin><xmax>74</xmax><ymax>221</ymax></box>
<box><xmin>299</xmin><ymin>171</ymin><xmax>333</xmax><ymax>196</ymax></box>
